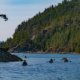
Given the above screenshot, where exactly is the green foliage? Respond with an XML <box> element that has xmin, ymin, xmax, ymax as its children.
<box><xmin>1</xmin><ymin>0</ymin><xmax>80</xmax><ymax>53</ymax></box>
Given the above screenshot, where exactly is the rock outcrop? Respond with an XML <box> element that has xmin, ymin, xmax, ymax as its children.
<box><xmin>0</xmin><ymin>48</ymin><xmax>22</xmax><ymax>62</ymax></box>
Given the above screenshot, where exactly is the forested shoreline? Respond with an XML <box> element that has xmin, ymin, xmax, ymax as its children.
<box><xmin>0</xmin><ymin>0</ymin><xmax>80</xmax><ymax>53</ymax></box>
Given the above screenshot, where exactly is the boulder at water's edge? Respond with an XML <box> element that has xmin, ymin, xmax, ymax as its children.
<box><xmin>0</xmin><ymin>48</ymin><xmax>22</xmax><ymax>62</ymax></box>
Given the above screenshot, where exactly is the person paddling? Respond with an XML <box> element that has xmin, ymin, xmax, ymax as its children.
<box><xmin>22</xmin><ymin>60</ymin><xmax>27</xmax><ymax>66</ymax></box>
<box><xmin>49</xmin><ymin>58</ymin><xmax>54</xmax><ymax>63</ymax></box>
<box><xmin>62</xmin><ymin>57</ymin><xmax>69</xmax><ymax>62</ymax></box>
<box><xmin>25</xmin><ymin>56</ymin><xmax>27</xmax><ymax>58</ymax></box>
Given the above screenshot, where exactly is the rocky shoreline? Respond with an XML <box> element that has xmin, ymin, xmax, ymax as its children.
<box><xmin>0</xmin><ymin>48</ymin><xmax>23</xmax><ymax>62</ymax></box>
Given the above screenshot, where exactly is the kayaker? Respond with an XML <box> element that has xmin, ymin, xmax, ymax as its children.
<box><xmin>22</xmin><ymin>60</ymin><xmax>27</xmax><ymax>66</ymax></box>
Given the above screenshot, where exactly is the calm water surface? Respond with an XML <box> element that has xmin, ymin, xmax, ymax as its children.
<box><xmin>0</xmin><ymin>53</ymin><xmax>80</xmax><ymax>80</ymax></box>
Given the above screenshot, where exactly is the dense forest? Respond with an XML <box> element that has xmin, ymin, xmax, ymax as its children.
<box><xmin>0</xmin><ymin>0</ymin><xmax>80</xmax><ymax>53</ymax></box>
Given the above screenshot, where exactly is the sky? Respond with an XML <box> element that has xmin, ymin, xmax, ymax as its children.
<box><xmin>0</xmin><ymin>0</ymin><xmax>63</xmax><ymax>41</ymax></box>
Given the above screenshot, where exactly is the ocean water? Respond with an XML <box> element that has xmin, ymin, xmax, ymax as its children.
<box><xmin>0</xmin><ymin>53</ymin><xmax>80</xmax><ymax>80</ymax></box>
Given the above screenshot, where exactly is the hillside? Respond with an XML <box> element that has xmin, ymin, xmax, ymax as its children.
<box><xmin>1</xmin><ymin>0</ymin><xmax>80</xmax><ymax>53</ymax></box>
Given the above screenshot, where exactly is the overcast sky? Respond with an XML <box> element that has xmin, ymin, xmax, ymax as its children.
<box><xmin>0</xmin><ymin>0</ymin><xmax>63</xmax><ymax>41</ymax></box>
